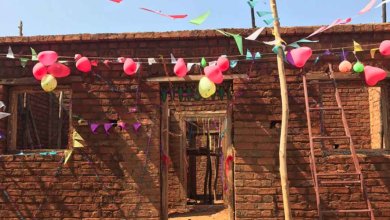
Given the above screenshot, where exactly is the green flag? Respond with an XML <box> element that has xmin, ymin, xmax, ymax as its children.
<box><xmin>20</xmin><ymin>58</ymin><xmax>29</xmax><ymax>68</ymax></box>
<box><xmin>190</xmin><ymin>11</ymin><xmax>211</xmax><ymax>25</ymax></box>
<box><xmin>30</xmin><ymin>47</ymin><xmax>38</xmax><ymax>61</ymax></box>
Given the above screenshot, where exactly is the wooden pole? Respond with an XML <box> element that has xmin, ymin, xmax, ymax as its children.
<box><xmin>250</xmin><ymin>7</ymin><xmax>256</xmax><ymax>28</ymax></box>
<box><xmin>18</xmin><ymin>21</ymin><xmax>23</xmax><ymax>37</ymax></box>
<box><xmin>382</xmin><ymin>0</ymin><xmax>387</xmax><ymax>23</ymax></box>
<box><xmin>269</xmin><ymin>0</ymin><xmax>292</xmax><ymax>219</ymax></box>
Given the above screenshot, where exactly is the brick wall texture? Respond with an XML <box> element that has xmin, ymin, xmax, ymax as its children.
<box><xmin>0</xmin><ymin>23</ymin><xmax>389</xmax><ymax>219</ymax></box>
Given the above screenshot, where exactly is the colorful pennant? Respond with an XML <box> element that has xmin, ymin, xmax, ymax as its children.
<box><xmin>140</xmin><ymin>8</ymin><xmax>188</xmax><ymax>19</ymax></box>
<box><xmin>256</xmin><ymin>11</ymin><xmax>272</xmax><ymax>17</ymax></box>
<box><xmin>6</xmin><ymin>46</ymin><xmax>14</xmax><ymax>59</ymax></box>
<box><xmin>246</xmin><ymin>49</ymin><xmax>253</xmax><ymax>60</ymax></box>
<box><xmin>30</xmin><ymin>47</ymin><xmax>38</xmax><ymax>61</ymax></box>
<box><xmin>245</xmin><ymin>27</ymin><xmax>265</xmax><ymax>41</ymax></box>
<box><xmin>64</xmin><ymin>150</ymin><xmax>73</xmax><ymax>164</ymax></box>
<box><xmin>247</xmin><ymin>0</ymin><xmax>259</xmax><ymax>8</ymax></box>
<box><xmin>353</xmin><ymin>40</ymin><xmax>363</xmax><ymax>52</ymax></box>
<box><xmin>359</xmin><ymin>0</ymin><xmax>377</xmax><ymax>14</ymax></box>
<box><xmin>190</xmin><ymin>10</ymin><xmax>211</xmax><ymax>25</ymax></box>
<box><xmin>230</xmin><ymin>60</ymin><xmax>238</xmax><ymax>68</ymax></box>
<box><xmin>20</xmin><ymin>58</ymin><xmax>29</xmax><ymax>68</ymax></box>
<box><xmin>370</xmin><ymin>48</ymin><xmax>379</xmax><ymax>58</ymax></box>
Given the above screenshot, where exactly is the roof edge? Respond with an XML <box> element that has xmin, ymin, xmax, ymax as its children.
<box><xmin>0</xmin><ymin>23</ymin><xmax>389</xmax><ymax>44</ymax></box>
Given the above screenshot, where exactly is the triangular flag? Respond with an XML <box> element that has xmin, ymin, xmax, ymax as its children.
<box><xmin>216</xmin><ymin>30</ymin><xmax>243</xmax><ymax>55</ymax></box>
<box><xmin>370</xmin><ymin>48</ymin><xmax>379</xmax><ymax>59</ymax></box>
<box><xmin>20</xmin><ymin>58</ymin><xmax>29</xmax><ymax>68</ymax></box>
<box><xmin>263</xmin><ymin>18</ymin><xmax>275</xmax><ymax>25</ymax></box>
<box><xmin>256</xmin><ymin>11</ymin><xmax>272</xmax><ymax>17</ymax></box>
<box><xmin>64</xmin><ymin>150</ymin><xmax>73</xmax><ymax>164</ymax></box>
<box><xmin>359</xmin><ymin>0</ymin><xmax>376</xmax><ymax>14</ymax></box>
<box><xmin>209</xmin><ymin>61</ymin><xmax>217</xmax><ymax>66</ymax></box>
<box><xmin>189</xmin><ymin>10</ymin><xmax>211</xmax><ymax>25</ymax></box>
<box><xmin>230</xmin><ymin>60</ymin><xmax>238</xmax><ymax>68</ymax></box>
<box><xmin>6</xmin><ymin>46</ymin><xmax>14</xmax><ymax>59</ymax></box>
<box><xmin>201</xmin><ymin>57</ymin><xmax>207</xmax><ymax>67</ymax></box>
<box><xmin>148</xmin><ymin>58</ymin><xmax>156</xmax><ymax>65</ymax></box>
<box><xmin>353</xmin><ymin>40</ymin><xmax>363</xmax><ymax>52</ymax></box>
<box><xmin>110</xmin><ymin>0</ymin><xmax>123</xmax><ymax>3</ymax></box>
<box><xmin>104</xmin><ymin>123</ymin><xmax>114</xmax><ymax>134</ymax></box>
<box><xmin>246</xmin><ymin>49</ymin><xmax>253</xmax><ymax>60</ymax></box>
<box><xmin>232</xmin><ymin>34</ymin><xmax>243</xmax><ymax>55</ymax></box>
<box><xmin>187</xmin><ymin>63</ymin><xmax>196</xmax><ymax>71</ymax></box>
<box><xmin>247</xmin><ymin>0</ymin><xmax>259</xmax><ymax>8</ymax></box>
<box><xmin>73</xmin><ymin>139</ymin><xmax>84</xmax><ymax>148</ymax></box>
<box><xmin>30</xmin><ymin>48</ymin><xmax>38</xmax><ymax>61</ymax></box>
<box><xmin>263</xmin><ymin>39</ymin><xmax>279</xmax><ymax>46</ymax></box>
<box><xmin>296</xmin><ymin>38</ymin><xmax>319</xmax><ymax>43</ymax></box>
<box><xmin>73</xmin><ymin>130</ymin><xmax>84</xmax><ymax>141</ymax></box>
<box><xmin>323</xmin><ymin>49</ymin><xmax>332</xmax><ymax>55</ymax></box>
<box><xmin>376</xmin><ymin>0</ymin><xmax>390</xmax><ymax>8</ymax></box>
<box><xmin>288</xmin><ymin>42</ymin><xmax>301</xmax><ymax>48</ymax></box>
<box><xmin>314</xmin><ymin>56</ymin><xmax>320</xmax><ymax>64</ymax></box>
<box><xmin>245</xmin><ymin>27</ymin><xmax>265</xmax><ymax>41</ymax></box>
<box><xmin>0</xmin><ymin>101</ymin><xmax>5</xmax><ymax>110</ymax></box>
<box><xmin>170</xmin><ymin>53</ymin><xmax>177</xmax><ymax>64</ymax></box>
<box><xmin>0</xmin><ymin>112</ymin><xmax>11</xmax><ymax>120</ymax></box>
<box><xmin>255</xmin><ymin>52</ymin><xmax>262</xmax><ymax>59</ymax></box>
<box><xmin>89</xmin><ymin>123</ymin><xmax>99</xmax><ymax>134</ymax></box>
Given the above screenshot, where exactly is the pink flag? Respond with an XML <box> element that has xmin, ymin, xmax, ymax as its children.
<box><xmin>359</xmin><ymin>0</ymin><xmax>377</xmax><ymax>14</ymax></box>
<box><xmin>140</xmin><ymin>8</ymin><xmax>188</xmax><ymax>19</ymax></box>
<box><xmin>90</xmin><ymin>123</ymin><xmax>100</xmax><ymax>134</ymax></box>
<box><xmin>110</xmin><ymin>0</ymin><xmax>122</xmax><ymax>3</ymax></box>
<box><xmin>307</xmin><ymin>18</ymin><xmax>352</xmax><ymax>38</ymax></box>
<box><xmin>104</xmin><ymin>123</ymin><xmax>114</xmax><ymax>134</ymax></box>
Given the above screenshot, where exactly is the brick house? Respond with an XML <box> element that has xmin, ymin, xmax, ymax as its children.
<box><xmin>0</xmin><ymin>23</ymin><xmax>389</xmax><ymax>219</ymax></box>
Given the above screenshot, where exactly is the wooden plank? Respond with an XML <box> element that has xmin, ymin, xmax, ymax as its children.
<box><xmin>0</xmin><ymin>76</ymin><xmax>82</xmax><ymax>85</ymax></box>
<box><xmin>306</xmin><ymin>72</ymin><xmax>390</xmax><ymax>81</ymax></box>
<box><xmin>160</xmin><ymin>101</ymin><xmax>169</xmax><ymax>220</ymax></box>
<box><xmin>146</xmin><ymin>74</ymin><xmax>248</xmax><ymax>82</ymax></box>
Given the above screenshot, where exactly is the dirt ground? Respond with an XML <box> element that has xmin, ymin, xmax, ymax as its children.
<box><xmin>169</xmin><ymin>205</ymin><xmax>229</xmax><ymax>220</ymax></box>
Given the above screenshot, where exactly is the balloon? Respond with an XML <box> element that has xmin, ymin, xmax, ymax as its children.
<box><xmin>205</xmin><ymin>65</ymin><xmax>224</xmax><ymax>84</ymax></box>
<box><xmin>123</xmin><ymin>58</ymin><xmax>137</xmax><ymax>75</ymax></box>
<box><xmin>32</xmin><ymin>62</ymin><xmax>47</xmax><ymax>80</ymax></box>
<box><xmin>338</xmin><ymin>60</ymin><xmax>352</xmax><ymax>73</ymax></box>
<box><xmin>41</xmin><ymin>74</ymin><xmax>57</xmax><ymax>92</ymax></box>
<box><xmin>379</xmin><ymin>40</ymin><xmax>390</xmax><ymax>56</ymax></box>
<box><xmin>38</xmin><ymin>51</ymin><xmax>58</xmax><ymax>66</ymax></box>
<box><xmin>353</xmin><ymin>62</ymin><xmax>364</xmax><ymax>73</ymax></box>
<box><xmin>174</xmin><ymin>58</ymin><xmax>188</xmax><ymax>77</ymax></box>
<box><xmin>47</xmin><ymin>63</ymin><xmax>70</xmax><ymax>78</ymax></box>
<box><xmin>74</xmin><ymin>54</ymin><xmax>82</xmax><ymax>61</ymax></box>
<box><xmin>286</xmin><ymin>47</ymin><xmax>312</xmax><ymax>68</ymax></box>
<box><xmin>76</xmin><ymin>57</ymin><xmax>92</xmax><ymax>73</ymax></box>
<box><xmin>217</xmin><ymin>56</ymin><xmax>229</xmax><ymax>72</ymax></box>
<box><xmin>213</xmin><ymin>73</ymin><xmax>224</xmax><ymax>84</ymax></box>
<box><xmin>198</xmin><ymin>76</ymin><xmax>216</xmax><ymax>98</ymax></box>
<box><xmin>364</xmin><ymin>66</ymin><xmax>387</xmax><ymax>86</ymax></box>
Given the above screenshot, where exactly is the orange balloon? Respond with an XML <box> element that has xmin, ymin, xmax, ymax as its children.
<box><xmin>338</xmin><ymin>60</ymin><xmax>352</xmax><ymax>73</ymax></box>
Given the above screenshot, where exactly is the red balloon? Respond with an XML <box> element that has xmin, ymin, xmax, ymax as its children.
<box><xmin>38</xmin><ymin>51</ymin><xmax>58</xmax><ymax>66</ymax></box>
<box><xmin>123</xmin><ymin>58</ymin><xmax>137</xmax><ymax>75</ymax></box>
<box><xmin>174</xmin><ymin>58</ymin><xmax>188</xmax><ymax>77</ymax></box>
<box><xmin>32</xmin><ymin>62</ymin><xmax>48</xmax><ymax>80</ymax></box>
<box><xmin>76</xmin><ymin>57</ymin><xmax>92</xmax><ymax>73</ymax></box>
<box><xmin>379</xmin><ymin>40</ymin><xmax>390</xmax><ymax>56</ymax></box>
<box><xmin>213</xmin><ymin>73</ymin><xmax>224</xmax><ymax>84</ymax></box>
<box><xmin>205</xmin><ymin>65</ymin><xmax>223</xmax><ymax>83</ymax></box>
<box><xmin>48</xmin><ymin>62</ymin><xmax>71</xmax><ymax>78</ymax></box>
<box><xmin>364</xmin><ymin>66</ymin><xmax>387</xmax><ymax>86</ymax></box>
<box><xmin>217</xmin><ymin>56</ymin><xmax>229</xmax><ymax>72</ymax></box>
<box><xmin>286</xmin><ymin>47</ymin><xmax>312</xmax><ymax>68</ymax></box>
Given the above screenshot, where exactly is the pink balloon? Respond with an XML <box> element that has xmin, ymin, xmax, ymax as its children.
<box><xmin>338</xmin><ymin>60</ymin><xmax>352</xmax><ymax>73</ymax></box>
<box><xmin>174</xmin><ymin>58</ymin><xmax>188</xmax><ymax>77</ymax></box>
<box><xmin>205</xmin><ymin>65</ymin><xmax>223</xmax><ymax>83</ymax></box>
<box><xmin>123</xmin><ymin>58</ymin><xmax>137</xmax><ymax>75</ymax></box>
<box><xmin>217</xmin><ymin>56</ymin><xmax>229</xmax><ymax>72</ymax></box>
<box><xmin>213</xmin><ymin>73</ymin><xmax>224</xmax><ymax>84</ymax></box>
<box><xmin>379</xmin><ymin>40</ymin><xmax>390</xmax><ymax>56</ymax></box>
<box><xmin>364</xmin><ymin>66</ymin><xmax>387</xmax><ymax>86</ymax></box>
<box><xmin>76</xmin><ymin>57</ymin><xmax>92</xmax><ymax>73</ymax></box>
<box><xmin>286</xmin><ymin>47</ymin><xmax>312</xmax><ymax>68</ymax></box>
<box><xmin>32</xmin><ymin>62</ymin><xmax>48</xmax><ymax>80</ymax></box>
<box><xmin>38</xmin><ymin>51</ymin><xmax>58</xmax><ymax>66</ymax></box>
<box><xmin>74</xmin><ymin>54</ymin><xmax>82</xmax><ymax>61</ymax></box>
<box><xmin>48</xmin><ymin>63</ymin><xmax>71</xmax><ymax>78</ymax></box>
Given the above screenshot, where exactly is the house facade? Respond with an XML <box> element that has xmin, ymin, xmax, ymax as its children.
<box><xmin>0</xmin><ymin>24</ymin><xmax>389</xmax><ymax>219</ymax></box>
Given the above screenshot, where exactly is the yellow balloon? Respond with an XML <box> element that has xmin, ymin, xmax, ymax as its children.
<box><xmin>41</xmin><ymin>74</ymin><xmax>57</xmax><ymax>92</ymax></box>
<box><xmin>199</xmin><ymin>76</ymin><xmax>216</xmax><ymax>98</ymax></box>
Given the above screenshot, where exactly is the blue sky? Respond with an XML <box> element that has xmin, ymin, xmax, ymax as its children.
<box><xmin>0</xmin><ymin>0</ymin><xmax>386</xmax><ymax>36</ymax></box>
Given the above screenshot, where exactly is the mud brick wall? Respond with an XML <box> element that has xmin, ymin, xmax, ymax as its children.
<box><xmin>0</xmin><ymin>23</ymin><xmax>388</xmax><ymax>219</ymax></box>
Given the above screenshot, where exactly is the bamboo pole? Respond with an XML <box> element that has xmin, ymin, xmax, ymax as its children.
<box><xmin>269</xmin><ymin>0</ymin><xmax>292</xmax><ymax>219</ymax></box>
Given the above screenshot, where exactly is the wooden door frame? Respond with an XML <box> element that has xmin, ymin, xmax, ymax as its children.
<box><xmin>160</xmin><ymin>109</ymin><xmax>235</xmax><ymax>220</ymax></box>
